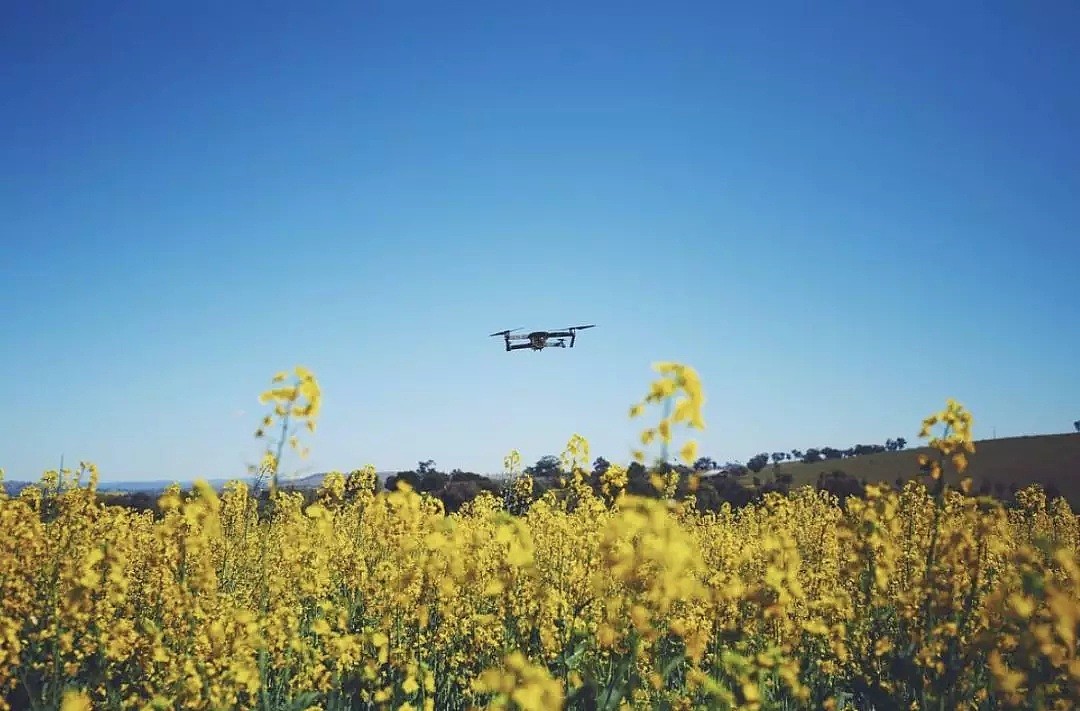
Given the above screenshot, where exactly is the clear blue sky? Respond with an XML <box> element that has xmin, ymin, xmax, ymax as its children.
<box><xmin>3</xmin><ymin>1</ymin><xmax>1078</xmax><ymax>483</ymax></box>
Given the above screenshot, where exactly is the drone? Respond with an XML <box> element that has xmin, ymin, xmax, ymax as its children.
<box><xmin>489</xmin><ymin>324</ymin><xmax>596</xmax><ymax>352</ymax></box>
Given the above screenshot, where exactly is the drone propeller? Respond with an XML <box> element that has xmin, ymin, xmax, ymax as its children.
<box><xmin>567</xmin><ymin>324</ymin><xmax>595</xmax><ymax>331</ymax></box>
<box><xmin>489</xmin><ymin>327</ymin><xmax>523</xmax><ymax>337</ymax></box>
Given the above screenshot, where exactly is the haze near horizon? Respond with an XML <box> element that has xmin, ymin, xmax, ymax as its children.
<box><xmin>2</xmin><ymin>2</ymin><xmax>1078</xmax><ymax>483</ymax></box>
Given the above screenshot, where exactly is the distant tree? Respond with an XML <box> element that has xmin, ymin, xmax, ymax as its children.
<box><xmin>102</xmin><ymin>491</ymin><xmax>157</xmax><ymax>515</ymax></box>
<box><xmin>817</xmin><ymin>470</ymin><xmax>864</xmax><ymax>507</ymax></box>
<box><xmin>440</xmin><ymin>481</ymin><xmax>481</xmax><ymax>513</ymax></box>
<box><xmin>790</xmin><ymin>449</ymin><xmax>803</xmax><ymax>461</ymax></box>
<box><xmin>704</xmin><ymin>475</ymin><xmax>753</xmax><ymax>509</ymax></box>
<box><xmin>747</xmin><ymin>453</ymin><xmax>769</xmax><ymax>473</ymax></box>
<box><xmin>691</xmin><ymin>482</ymin><xmax>722</xmax><ymax>511</ymax></box>
<box><xmin>386</xmin><ymin>459</ymin><xmax>445</xmax><ymax>493</ymax></box>
<box><xmin>719</xmin><ymin>461</ymin><xmax>748</xmax><ymax>478</ymax></box>
<box><xmin>450</xmin><ymin>469</ymin><xmax>485</xmax><ymax>482</ymax></box>
<box><xmin>820</xmin><ymin>447</ymin><xmax>844</xmax><ymax>460</ymax></box>
<box><xmin>625</xmin><ymin>461</ymin><xmax>654</xmax><ymax>497</ymax></box>
<box><xmin>526</xmin><ymin>455</ymin><xmax>562</xmax><ymax>479</ymax></box>
<box><xmin>418</xmin><ymin>470</ymin><xmax>448</xmax><ymax>493</ymax></box>
<box><xmin>654</xmin><ymin>460</ymin><xmax>688</xmax><ymax>477</ymax></box>
<box><xmin>802</xmin><ymin>448</ymin><xmax>823</xmax><ymax>463</ymax></box>
<box><xmin>755</xmin><ymin>477</ymin><xmax>791</xmax><ymax>500</ymax></box>
<box><xmin>592</xmin><ymin>457</ymin><xmax>611</xmax><ymax>477</ymax></box>
<box><xmin>385</xmin><ymin>469</ymin><xmax>421</xmax><ymax>491</ymax></box>
<box><xmin>1074</xmin><ymin>420</ymin><xmax>1079</xmax><ymax>433</ymax></box>
<box><xmin>886</xmin><ymin>438</ymin><xmax>911</xmax><ymax>452</ymax></box>
<box><xmin>693</xmin><ymin>456</ymin><xmax>718</xmax><ymax>472</ymax></box>
<box><xmin>770</xmin><ymin>452</ymin><xmax>787</xmax><ymax>468</ymax></box>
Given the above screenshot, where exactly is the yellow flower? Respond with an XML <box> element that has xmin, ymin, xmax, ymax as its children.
<box><xmin>679</xmin><ymin>440</ymin><xmax>698</xmax><ymax>466</ymax></box>
<box><xmin>9</xmin><ymin>356</ymin><xmax>1074</xmax><ymax>711</ymax></box>
<box><xmin>60</xmin><ymin>690</ymin><xmax>92</xmax><ymax>711</ymax></box>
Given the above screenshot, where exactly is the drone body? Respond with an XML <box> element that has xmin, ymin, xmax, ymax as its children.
<box><xmin>489</xmin><ymin>324</ymin><xmax>595</xmax><ymax>352</ymax></box>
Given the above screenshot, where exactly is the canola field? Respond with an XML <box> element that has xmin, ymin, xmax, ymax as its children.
<box><xmin>2</xmin><ymin>364</ymin><xmax>1079</xmax><ymax>710</ymax></box>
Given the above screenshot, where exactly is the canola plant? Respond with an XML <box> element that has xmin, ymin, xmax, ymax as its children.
<box><xmin>1</xmin><ymin>364</ymin><xmax>1078</xmax><ymax>710</ymax></box>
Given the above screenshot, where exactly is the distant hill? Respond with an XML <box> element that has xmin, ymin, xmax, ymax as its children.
<box><xmin>762</xmin><ymin>432</ymin><xmax>1080</xmax><ymax>507</ymax></box>
<box><xmin>0</xmin><ymin>477</ymin><xmax>239</xmax><ymax>496</ymax></box>
<box><xmin>97</xmin><ymin>478</ymin><xmax>235</xmax><ymax>492</ymax></box>
<box><xmin>280</xmin><ymin>471</ymin><xmax>397</xmax><ymax>490</ymax></box>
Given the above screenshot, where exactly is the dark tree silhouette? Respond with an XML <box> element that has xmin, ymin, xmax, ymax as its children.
<box><xmin>526</xmin><ymin>455</ymin><xmax>562</xmax><ymax>479</ymax></box>
<box><xmin>747</xmin><ymin>453</ymin><xmax>769</xmax><ymax>473</ymax></box>
<box><xmin>418</xmin><ymin>471</ymin><xmax>447</xmax><ymax>493</ymax></box>
<box><xmin>385</xmin><ymin>469</ymin><xmax>421</xmax><ymax>491</ymax></box>
<box><xmin>817</xmin><ymin>470</ymin><xmax>864</xmax><ymax>507</ymax></box>
<box><xmin>693</xmin><ymin>456</ymin><xmax>718</xmax><ymax>471</ymax></box>
<box><xmin>450</xmin><ymin>469</ymin><xmax>485</xmax><ymax>482</ymax></box>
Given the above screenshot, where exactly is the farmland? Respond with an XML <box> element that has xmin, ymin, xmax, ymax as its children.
<box><xmin>765</xmin><ymin>432</ymin><xmax>1080</xmax><ymax>509</ymax></box>
<box><xmin>1</xmin><ymin>364</ymin><xmax>1078</xmax><ymax>710</ymax></box>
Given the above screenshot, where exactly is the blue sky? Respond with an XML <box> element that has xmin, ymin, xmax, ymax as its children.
<box><xmin>3</xmin><ymin>1</ymin><xmax>1078</xmax><ymax>483</ymax></box>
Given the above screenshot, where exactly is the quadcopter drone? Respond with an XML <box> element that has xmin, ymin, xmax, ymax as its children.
<box><xmin>489</xmin><ymin>324</ymin><xmax>596</xmax><ymax>352</ymax></box>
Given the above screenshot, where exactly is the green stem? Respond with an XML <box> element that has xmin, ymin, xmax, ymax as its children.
<box><xmin>272</xmin><ymin>409</ymin><xmax>290</xmax><ymax>495</ymax></box>
<box><xmin>660</xmin><ymin>396</ymin><xmax>673</xmax><ymax>465</ymax></box>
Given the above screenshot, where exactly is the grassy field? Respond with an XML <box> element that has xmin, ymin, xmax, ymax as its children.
<box><xmin>764</xmin><ymin>432</ymin><xmax>1080</xmax><ymax>506</ymax></box>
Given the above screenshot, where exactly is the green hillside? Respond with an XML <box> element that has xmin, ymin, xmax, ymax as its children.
<box><xmin>763</xmin><ymin>432</ymin><xmax>1080</xmax><ymax>506</ymax></box>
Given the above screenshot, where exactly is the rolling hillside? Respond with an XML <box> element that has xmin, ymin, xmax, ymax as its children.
<box><xmin>764</xmin><ymin>432</ymin><xmax>1080</xmax><ymax>506</ymax></box>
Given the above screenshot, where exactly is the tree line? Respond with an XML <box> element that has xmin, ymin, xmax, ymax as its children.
<box><xmin>57</xmin><ymin>422</ymin><xmax>1072</xmax><ymax>519</ymax></box>
<box><xmin>716</xmin><ymin>436</ymin><xmax>910</xmax><ymax>475</ymax></box>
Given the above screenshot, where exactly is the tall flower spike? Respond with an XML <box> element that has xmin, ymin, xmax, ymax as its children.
<box><xmin>631</xmin><ymin>361</ymin><xmax>707</xmax><ymax>468</ymax></box>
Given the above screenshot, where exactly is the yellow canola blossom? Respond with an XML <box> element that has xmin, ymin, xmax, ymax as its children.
<box><xmin>0</xmin><ymin>365</ymin><xmax>1077</xmax><ymax>710</ymax></box>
